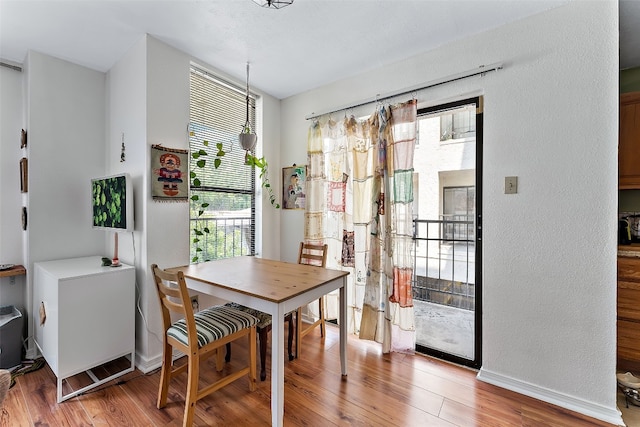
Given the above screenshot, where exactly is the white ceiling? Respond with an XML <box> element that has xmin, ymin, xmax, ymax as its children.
<box><xmin>1</xmin><ymin>0</ymin><xmax>638</xmax><ymax>100</ymax></box>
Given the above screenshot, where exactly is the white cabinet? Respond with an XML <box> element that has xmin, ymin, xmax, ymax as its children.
<box><xmin>33</xmin><ymin>256</ymin><xmax>135</xmax><ymax>402</ymax></box>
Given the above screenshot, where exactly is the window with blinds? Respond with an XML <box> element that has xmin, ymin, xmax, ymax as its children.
<box><xmin>189</xmin><ymin>67</ymin><xmax>256</xmax><ymax>262</ymax></box>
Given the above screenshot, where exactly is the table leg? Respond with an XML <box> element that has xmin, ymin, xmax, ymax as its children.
<box><xmin>271</xmin><ymin>305</ymin><xmax>285</xmax><ymax>426</ymax></box>
<box><xmin>340</xmin><ymin>276</ymin><xmax>348</xmax><ymax>376</ymax></box>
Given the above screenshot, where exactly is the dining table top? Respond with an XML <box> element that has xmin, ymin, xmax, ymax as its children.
<box><xmin>167</xmin><ymin>256</ymin><xmax>349</xmax><ymax>304</ymax></box>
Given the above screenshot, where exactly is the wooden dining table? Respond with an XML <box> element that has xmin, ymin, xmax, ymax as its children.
<box><xmin>167</xmin><ymin>256</ymin><xmax>349</xmax><ymax>427</ymax></box>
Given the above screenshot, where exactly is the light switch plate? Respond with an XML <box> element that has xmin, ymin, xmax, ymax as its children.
<box><xmin>505</xmin><ymin>176</ymin><xmax>518</xmax><ymax>194</ymax></box>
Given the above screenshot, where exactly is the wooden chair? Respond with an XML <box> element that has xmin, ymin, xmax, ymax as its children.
<box><xmin>151</xmin><ymin>264</ymin><xmax>258</xmax><ymax>427</ymax></box>
<box><xmin>0</xmin><ymin>369</ymin><xmax>10</xmax><ymax>407</ymax></box>
<box><xmin>223</xmin><ymin>304</ymin><xmax>295</xmax><ymax>381</ymax></box>
<box><xmin>296</xmin><ymin>242</ymin><xmax>329</xmax><ymax>358</ymax></box>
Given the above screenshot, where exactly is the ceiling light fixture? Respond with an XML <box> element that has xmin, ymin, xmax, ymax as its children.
<box><xmin>252</xmin><ymin>0</ymin><xmax>294</xmax><ymax>9</ymax></box>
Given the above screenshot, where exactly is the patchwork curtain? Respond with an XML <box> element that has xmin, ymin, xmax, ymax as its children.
<box><xmin>304</xmin><ymin>99</ymin><xmax>417</xmax><ymax>353</ymax></box>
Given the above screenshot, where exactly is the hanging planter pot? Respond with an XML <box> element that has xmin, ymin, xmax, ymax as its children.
<box><xmin>239</xmin><ymin>130</ymin><xmax>257</xmax><ymax>151</ymax></box>
<box><xmin>239</xmin><ymin>63</ymin><xmax>258</xmax><ymax>153</ymax></box>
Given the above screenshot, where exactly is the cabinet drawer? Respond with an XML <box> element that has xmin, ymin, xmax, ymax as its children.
<box><xmin>618</xmin><ymin>280</ymin><xmax>640</xmax><ymax>321</ymax></box>
<box><xmin>618</xmin><ymin>319</ymin><xmax>640</xmax><ymax>362</ymax></box>
<box><xmin>618</xmin><ymin>257</ymin><xmax>640</xmax><ymax>281</ymax></box>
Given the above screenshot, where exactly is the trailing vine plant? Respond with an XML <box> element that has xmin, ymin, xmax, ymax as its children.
<box><xmin>190</xmin><ymin>140</ymin><xmax>225</xmax><ymax>263</ymax></box>
<box><xmin>190</xmin><ymin>141</ymin><xmax>280</xmax><ymax>263</ymax></box>
<box><xmin>244</xmin><ymin>153</ymin><xmax>280</xmax><ymax>209</ymax></box>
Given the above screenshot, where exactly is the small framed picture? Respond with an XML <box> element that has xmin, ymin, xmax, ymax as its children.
<box><xmin>21</xmin><ymin>129</ymin><xmax>27</xmax><ymax>148</ymax></box>
<box><xmin>282</xmin><ymin>165</ymin><xmax>306</xmax><ymax>210</ymax></box>
<box><xmin>20</xmin><ymin>157</ymin><xmax>28</xmax><ymax>193</ymax></box>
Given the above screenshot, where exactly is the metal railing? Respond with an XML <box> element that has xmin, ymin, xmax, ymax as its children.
<box><xmin>189</xmin><ymin>216</ymin><xmax>253</xmax><ymax>261</ymax></box>
<box><xmin>412</xmin><ymin>216</ymin><xmax>475</xmax><ymax>310</ymax></box>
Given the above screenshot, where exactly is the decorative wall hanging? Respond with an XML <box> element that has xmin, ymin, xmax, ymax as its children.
<box><xmin>20</xmin><ymin>129</ymin><xmax>27</xmax><ymax>148</ymax></box>
<box><xmin>22</xmin><ymin>207</ymin><xmax>27</xmax><ymax>230</ymax></box>
<box><xmin>282</xmin><ymin>165</ymin><xmax>306</xmax><ymax>209</ymax></box>
<box><xmin>151</xmin><ymin>144</ymin><xmax>188</xmax><ymax>202</ymax></box>
<box><xmin>19</xmin><ymin>157</ymin><xmax>27</xmax><ymax>193</ymax></box>
<box><xmin>120</xmin><ymin>133</ymin><xmax>126</xmax><ymax>162</ymax></box>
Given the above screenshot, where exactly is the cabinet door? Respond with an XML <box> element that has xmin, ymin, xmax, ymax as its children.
<box><xmin>618</xmin><ymin>319</ymin><xmax>640</xmax><ymax>364</ymax></box>
<box><xmin>33</xmin><ymin>266</ymin><xmax>60</xmax><ymax>375</ymax></box>
<box><xmin>618</xmin><ymin>256</ymin><xmax>640</xmax><ymax>281</ymax></box>
<box><xmin>57</xmin><ymin>268</ymin><xmax>134</xmax><ymax>378</ymax></box>
<box><xmin>618</xmin><ymin>280</ymin><xmax>640</xmax><ymax>321</ymax></box>
<box><xmin>619</xmin><ymin>92</ymin><xmax>640</xmax><ymax>189</ymax></box>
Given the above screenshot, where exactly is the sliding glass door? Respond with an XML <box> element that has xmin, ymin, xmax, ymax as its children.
<box><xmin>412</xmin><ymin>97</ymin><xmax>482</xmax><ymax>368</ymax></box>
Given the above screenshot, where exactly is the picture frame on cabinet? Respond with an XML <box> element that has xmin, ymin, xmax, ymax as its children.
<box><xmin>20</xmin><ymin>157</ymin><xmax>28</xmax><ymax>193</ymax></box>
<box><xmin>21</xmin><ymin>129</ymin><xmax>27</xmax><ymax>148</ymax></box>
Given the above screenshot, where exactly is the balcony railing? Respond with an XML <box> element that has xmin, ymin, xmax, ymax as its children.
<box><xmin>190</xmin><ymin>216</ymin><xmax>253</xmax><ymax>261</ymax></box>
<box><xmin>412</xmin><ymin>216</ymin><xmax>475</xmax><ymax>310</ymax></box>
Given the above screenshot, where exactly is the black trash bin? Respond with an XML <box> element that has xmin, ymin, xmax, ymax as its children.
<box><xmin>0</xmin><ymin>306</ymin><xmax>23</xmax><ymax>369</ymax></box>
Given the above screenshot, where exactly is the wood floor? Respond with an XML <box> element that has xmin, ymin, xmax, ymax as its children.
<box><xmin>1</xmin><ymin>325</ymin><xmax>620</xmax><ymax>426</ymax></box>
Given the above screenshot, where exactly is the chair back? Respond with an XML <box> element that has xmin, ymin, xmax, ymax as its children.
<box><xmin>151</xmin><ymin>264</ymin><xmax>197</xmax><ymax>348</ymax></box>
<box><xmin>297</xmin><ymin>242</ymin><xmax>328</xmax><ymax>267</ymax></box>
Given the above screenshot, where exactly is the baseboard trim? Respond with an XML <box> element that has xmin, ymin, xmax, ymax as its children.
<box><xmin>477</xmin><ymin>368</ymin><xmax>624</xmax><ymax>426</ymax></box>
<box><xmin>134</xmin><ymin>354</ymin><xmax>161</xmax><ymax>374</ymax></box>
<box><xmin>134</xmin><ymin>350</ymin><xmax>186</xmax><ymax>375</ymax></box>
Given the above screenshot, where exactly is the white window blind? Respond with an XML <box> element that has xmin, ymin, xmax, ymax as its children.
<box><xmin>189</xmin><ymin>67</ymin><xmax>256</xmax><ymax>260</ymax></box>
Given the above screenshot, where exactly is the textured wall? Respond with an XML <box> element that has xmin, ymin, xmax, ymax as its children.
<box><xmin>280</xmin><ymin>1</ymin><xmax>619</xmax><ymax>423</ymax></box>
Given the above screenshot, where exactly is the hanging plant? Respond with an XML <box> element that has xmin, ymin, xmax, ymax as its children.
<box><xmin>190</xmin><ymin>140</ymin><xmax>280</xmax><ymax>262</ymax></box>
<box><xmin>245</xmin><ymin>153</ymin><xmax>280</xmax><ymax>209</ymax></box>
<box><xmin>239</xmin><ymin>63</ymin><xmax>258</xmax><ymax>152</ymax></box>
<box><xmin>190</xmin><ymin>140</ymin><xmax>225</xmax><ymax>263</ymax></box>
<box><xmin>239</xmin><ymin>126</ymin><xmax>258</xmax><ymax>151</ymax></box>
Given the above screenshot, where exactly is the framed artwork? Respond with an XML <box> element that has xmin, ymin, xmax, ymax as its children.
<box><xmin>283</xmin><ymin>165</ymin><xmax>306</xmax><ymax>210</ymax></box>
<box><xmin>22</xmin><ymin>207</ymin><xmax>27</xmax><ymax>231</ymax></box>
<box><xmin>150</xmin><ymin>144</ymin><xmax>188</xmax><ymax>202</ymax></box>
<box><xmin>21</xmin><ymin>129</ymin><xmax>27</xmax><ymax>148</ymax></box>
<box><xmin>20</xmin><ymin>157</ymin><xmax>28</xmax><ymax>193</ymax></box>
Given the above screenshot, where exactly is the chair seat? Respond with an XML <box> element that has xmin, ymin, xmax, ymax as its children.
<box><xmin>224</xmin><ymin>302</ymin><xmax>295</xmax><ymax>330</ymax></box>
<box><xmin>168</xmin><ymin>305</ymin><xmax>258</xmax><ymax>348</ymax></box>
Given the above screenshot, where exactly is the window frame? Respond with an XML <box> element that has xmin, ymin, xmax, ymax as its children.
<box><xmin>189</xmin><ymin>65</ymin><xmax>257</xmax><ymax>262</ymax></box>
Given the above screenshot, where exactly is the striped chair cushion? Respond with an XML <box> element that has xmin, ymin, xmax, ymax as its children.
<box><xmin>168</xmin><ymin>305</ymin><xmax>258</xmax><ymax>348</ymax></box>
<box><xmin>224</xmin><ymin>302</ymin><xmax>296</xmax><ymax>330</ymax></box>
<box><xmin>225</xmin><ymin>302</ymin><xmax>272</xmax><ymax>329</ymax></box>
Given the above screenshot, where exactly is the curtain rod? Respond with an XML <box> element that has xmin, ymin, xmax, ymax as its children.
<box><xmin>305</xmin><ymin>62</ymin><xmax>503</xmax><ymax>120</ymax></box>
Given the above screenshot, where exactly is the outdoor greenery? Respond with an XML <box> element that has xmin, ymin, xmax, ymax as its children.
<box><xmin>190</xmin><ymin>140</ymin><xmax>279</xmax><ymax>263</ymax></box>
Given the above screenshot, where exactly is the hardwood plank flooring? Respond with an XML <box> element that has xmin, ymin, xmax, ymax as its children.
<box><xmin>0</xmin><ymin>325</ymin><xmax>623</xmax><ymax>426</ymax></box>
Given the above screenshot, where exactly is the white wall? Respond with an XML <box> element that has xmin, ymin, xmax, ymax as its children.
<box><xmin>20</xmin><ymin>51</ymin><xmax>107</xmax><ymax>356</ymax></box>
<box><xmin>6</xmin><ymin>34</ymin><xmax>282</xmax><ymax>371</ymax></box>
<box><xmin>106</xmin><ymin>35</ymin><xmax>152</xmax><ymax>365</ymax></box>
<box><xmin>0</xmin><ymin>65</ymin><xmax>26</xmax><ymax>308</ymax></box>
<box><xmin>25</xmin><ymin>52</ymin><xmax>107</xmax><ymax>264</ymax></box>
<box><xmin>257</xmin><ymin>93</ymin><xmax>282</xmax><ymax>260</ymax></box>
<box><xmin>280</xmin><ymin>1</ymin><xmax>619</xmax><ymax>424</ymax></box>
<box><xmin>105</xmin><ymin>35</ymin><xmax>282</xmax><ymax>370</ymax></box>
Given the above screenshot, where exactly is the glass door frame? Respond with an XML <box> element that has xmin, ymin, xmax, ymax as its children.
<box><xmin>415</xmin><ymin>96</ymin><xmax>483</xmax><ymax>369</ymax></box>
